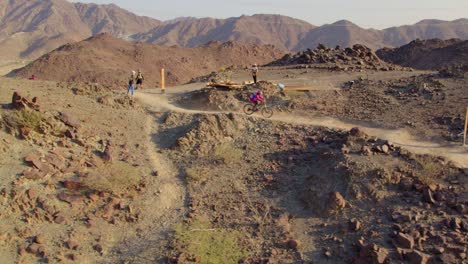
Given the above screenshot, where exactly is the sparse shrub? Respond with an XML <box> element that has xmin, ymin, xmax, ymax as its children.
<box><xmin>2</xmin><ymin>109</ymin><xmax>44</xmax><ymax>132</ymax></box>
<box><xmin>84</xmin><ymin>161</ymin><xmax>142</xmax><ymax>194</ymax></box>
<box><xmin>213</xmin><ymin>142</ymin><xmax>243</xmax><ymax>164</ymax></box>
<box><xmin>185</xmin><ymin>166</ymin><xmax>210</xmax><ymax>183</ymax></box>
<box><xmin>174</xmin><ymin>218</ymin><xmax>248</xmax><ymax>264</ymax></box>
<box><xmin>413</xmin><ymin>156</ymin><xmax>443</xmax><ymax>185</ymax></box>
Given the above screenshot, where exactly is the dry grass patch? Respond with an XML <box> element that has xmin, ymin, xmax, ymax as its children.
<box><xmin>185</xmin><ymin>166</ymin><xmax>211</xmax><ymax>183</ymax></box>
<box><xmin>174</xmin><ymin>218</ymin><xmax>248</xmax><ymax>264</ymax></box>
<box><xmin>84</xmin><ymin>161</ymin><xmax>142</xmax><ymax>195</ymax></box>
<box><xmin>413</xmin><ymin>155</ymin><xmax>445</xmax><ymax>185</ymax></box>
<box><xmin>213</xmin><ymin>142</ymin><xmax>243</xmax><ymax>164</ymax></box>
<box><xmin>2</xmin><ymin>109</ymin><xmax>44</xmax><ymax>132</ymax></box>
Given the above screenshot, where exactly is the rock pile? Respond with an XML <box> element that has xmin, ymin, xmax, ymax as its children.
<box><xmin>11</xmin><ymin>92</ymin><xmax>40</xmax><ymax>111</ymax></box>
<box><xmin>268</xmin><ymin>44</ymin><xmax>404</xmax><ymax>71</ymax></box>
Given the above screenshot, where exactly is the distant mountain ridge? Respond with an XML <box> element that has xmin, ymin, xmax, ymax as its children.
<box><xmin>0</xmin><ymin>0</ymin><xmax>467</xmax><ymax>61</ymax></box>
<box><xmin>0</xmin><ymin>0</ymin><xmax>160</xmax><ymax>60</ymax></box>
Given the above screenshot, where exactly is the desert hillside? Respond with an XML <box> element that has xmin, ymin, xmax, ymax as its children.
<box><xmin>131</xmin><ymin>14</ymin><xmax>316</xmax><ymax>51</ymax></box>
<box><xmin>0</xmin><ymin>0</ymin><xmax>160</xmax><ymax>60</ymax></box>
<box><xmin>74</xmin><ymin>2</ymin><xmax>161</xmax><ymax>37</ymax></box>
<box><xmin>134</xmin><ymin>18</ymin><xmax>468</xmax><ymax>51</ymax></box>
<box><xmin>9</xmin><ymin>34</ymin><xmax>285</xmax><ymax>87</ymax></box>
<box><xmin>377</xmin><ymin>39</ymin><xmax>468</xmax><ymax>70</ymax></box>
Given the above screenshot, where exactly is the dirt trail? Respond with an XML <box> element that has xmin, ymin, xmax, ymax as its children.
<box><xmin>111</xmin><ymin>115</ymin><xmax>186</xmax><ymax>263</ymax></box>
<box><xmin>136</xmin><ymin>86</ymin><xmax>468</xmax><ymax>168</ymax></box>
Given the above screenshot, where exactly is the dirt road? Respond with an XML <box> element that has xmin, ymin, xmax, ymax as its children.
<box><xmin>136</xmin><ymin>85</ymin><xmax>468</xmax><ymax>168</ymax></box>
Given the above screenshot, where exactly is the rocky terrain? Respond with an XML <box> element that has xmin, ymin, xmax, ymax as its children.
<box><xmin>155</xmin><ymin>112</ymin><xmax>467</xmax><ymax>264</ymax></box>
<box><xmin>377</xmin><ymin>39</ymin><xmax>468</xmax><ymax>71</ymax></box>
<box><xmin>1</xmin><ymin>60</ymin><xmax>467</xmax><ymax>263</ymax></box>
<box><xmin>178</xmin><ymin>67</ymin><xmax>467</xmax><ymax>142</ymax></box>
<box><xmin>268</xmin><ymin>43</ymin><xmax>406</xmax><ymax>71</ymax></box>
<box><xmin>8</xmin><ymin>34</ymin><xmax>285</xmax><ymax>88</ymax></box>
<box><xmin>0</xmin><ymin>77</ymin><xmax>182</xmax><ymax>263</ymax></box>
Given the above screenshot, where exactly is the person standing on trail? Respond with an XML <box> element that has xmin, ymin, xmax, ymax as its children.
<box><xmin>136</xmin><ymin>69</ymin><xmax>144</xmax><ymax>90</ymax></box>
<box><xmin>127</xmin><ymin>71</ymin><xmax>136</xmax><ymax>98</ymax></box>
<box><xmin>252</xmin><ymin>63</ymin><xmax>259</xmax><ymax>84</ymax></box>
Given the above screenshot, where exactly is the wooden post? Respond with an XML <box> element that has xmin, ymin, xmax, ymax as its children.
<box><xmin>464</xmin><ymin>106</ymin><xmax>468</xmax><ymax>146</ymax></box>
<box><xmin>161</xmin><ymin>68</ymin><xmax>165</xmax><ymax>93</ymax></box>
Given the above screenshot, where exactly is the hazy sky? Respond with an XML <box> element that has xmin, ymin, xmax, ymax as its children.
<box><xmin>72</xmin><ymin>0</ymin><xmax>468</xmax><ymax>29</ymax></box>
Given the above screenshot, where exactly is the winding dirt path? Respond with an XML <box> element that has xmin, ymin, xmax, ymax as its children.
<box><xmin>110</xmin><ymin>114</ymin><xmax>186</xmax><ymax>264</ymax></box>
<box><xmin>136</xmin><ymin>86</ymin><xmax>467</xmax><ymax>168</ymax></box>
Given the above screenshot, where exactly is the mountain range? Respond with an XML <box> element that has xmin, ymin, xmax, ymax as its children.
<box><xmin>0</xmin><ymin>0</ymin><xmax>467</xmax><ymax>60</ymax></box>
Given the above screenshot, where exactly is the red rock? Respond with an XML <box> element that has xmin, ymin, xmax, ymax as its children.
<box><xmin>27</xmin><ymin>243</ymin><xmax>44</xmax><ymax>255</ymax></box>
<box><xmin>54</xmin><ymin>212</ymin><xmax>67</xmax><ymax>224</ymax></box>
<box><xmin>24</xmin><ymin>153</ymin><xmax>40</xmax><ymax>163</ymax></box>
<box><xmin>371</xmin><ymin>247</ymin><xmax>389</xmax><ymax>264</ymax></box>
<box><xmin>407</xmin><ymin>250</ymin><xmax>431</xmax><ymax>264</ymax></box>
<box><xmin>11</xmin><ymin>92</ymin><xmax>40</xmax><ymax>110</ymax></box>
<box><xmin>19</xmin><ymin>127</ymin><xmax>32</xmax><ymax>139</ymax></box>
<box><xmin>57</xmin><ymin>192</ymin><xmax>84</xmax><ymax>204</ymax></box>
<box><xmin>349</xmin><ymin>218</ymin><xmax>362</xmax><ymax>231</ymax></box>
<box><xmin>381</xmin><ymin>144</ymin><xmax>390</xmax><ymax>154</ymax></box>
<box><xmin>397</xmin><ymin>233</ymin><xmax>415</xmax><ymax>249</ymax></box>
<box><xmin>66</xmin><ymin>240</ymin><xmax>78</xmax><ymax>250</ymax></box>
<box><xmin>45</xmin><ymin>153</ymin><xmax>66</xmax><ymax>170</ymax></box>
<box><xmin>62</xmin><ymin>181</ymin><xmax>82</xmax><ymax>191</ymax></box>
<box><xmin>102</xmin><ymin>141</ymin><xmax>114</xmax><ymax>163</ymax></box>
<box><xmin>93</xmin><ymin>244</ymin><xmax>103</xmax><ymax>254</ymax></box>
<box><xmin>361</xmin><ymin>145</ymin><xmax>373</xmax><ymax>156</ymax></box>
<box><xmin>22</xmin><ymin>169</ymin><xmax>46</xmax><ymax>180</ymax></box>
<box><xmin>356</xmin><ymin>243</ymin><xmax>388</xmax><ymax>264</ymax></box>
<box><xmin>65</xmin><ymin>129</ymin><xmax>76</xmax><ymax>139</ymax></box>
<box><xmin>34</xmin><ymin>234</ymin><xmax>45</xmax><ymax>244</ymax></box>
<box><xmin>329</xmin><ymin>192</ymin><xmax>346</xmax><ymax>210</ymax></box>
<box><xmin>286</xmin><ymin>239</ymin><xmax>300</xmax><ymax>250</ymax></box>
<box><xmin>350</xmin><ymin>127</ymin><xmax>367</xmax><ymax>138</ymax></box>
<box><xmin>18</xmin><ymin>246</ymin><xmax>26</xmax><ymax>256</ymax></box>
<box><xmin>88</xmin><ymin>193</ymin><xmax>99</xmax><ymax>202</ymax></box>
<box><xmin>27</xmin><ymin>188</ymin><xmax>39</xmax><ymax>200</ymax></box>
<box><xmin>86</xmin><ymin>216</ymin><xmax>97</xmax><ymax>228</ymax></box>
<box><xmin>449</xmin><ymin>218</ymin><xmax>462</xmax><ymax>231</ymax></box>
<box><xmin>59</xmin><ymin>112</ymin><xmax>81</xmax><ymax>128</ymax></box>
<box><xmin>422</xmin><ymin>188</ymin><xmax>435</xmax><ymax>204</ymax></box>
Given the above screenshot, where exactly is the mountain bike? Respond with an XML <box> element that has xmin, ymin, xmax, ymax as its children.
<box><xmin>243</xmin><ymin>101</ymin><xmax>274</xmax><ymax>118</ymax></box>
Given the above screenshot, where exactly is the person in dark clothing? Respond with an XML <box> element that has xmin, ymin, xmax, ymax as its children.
<box><xmin>136</xmin><ymin>69</ymin><xmax>144</xmax><ymax>90</ymax></box>
<box><xmin>252</xmin><ymin>64</ymin><xmax>259</xmax><ymax>84</ymax></box>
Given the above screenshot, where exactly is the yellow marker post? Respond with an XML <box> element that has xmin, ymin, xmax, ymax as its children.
<box><xmin>464</xmin><ymin>106</ymin><xmax>468</xmax><ymax>146</ymax></box>
<box><xmin>161</xmin><ymin>68</ymin><xmax>165</xmax><ymax>94</ymax></box>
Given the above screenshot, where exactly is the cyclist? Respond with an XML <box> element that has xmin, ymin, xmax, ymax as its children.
<box><xmin>249</xmin><ymin>90</ymin><xmax>265</xmax><ymax>111</ymax></box>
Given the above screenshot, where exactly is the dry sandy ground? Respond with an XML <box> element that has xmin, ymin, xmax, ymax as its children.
<box><xmin>0</xmin><ymin>67</ymin><xmax>466</xmax><ymax>263</ymax></box>
<box><xmin>0</xmin><ymin>61</ymin><xmax>29</xmax><ymax>76</ymax></box>
<box><xmin>0</xmin><ymin>77</ymin><xmax>184</xmax><ymax>263</ymax></box>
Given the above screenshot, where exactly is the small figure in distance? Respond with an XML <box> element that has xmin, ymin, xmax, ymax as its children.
<box><xmin>249</xmin><ymin>90</ymin><xmax>265</xmax><ymax>111</ymax></box>
<box><xmin>136</xmin><ymin>69</ymin><xmax>144</xmax><ymax>90</ymax></box>
<box><xmin>28</xmin><ymin>75</ymin><xmax>38</xmax><ymax>80</ymax></box>
<box><xmin>127</xmin><ymin>70</ymin><xmax>136</xmax><ymax>98</ymax></box>
<box><xmin>252</xmin><ymin>63</ymin><xmax>259</xmax><ymax>84</ymax></box>
<box><xmin>277</xmin><ymin>83</ymin><xmax>286</xmax><ymax>96</ymax></box>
